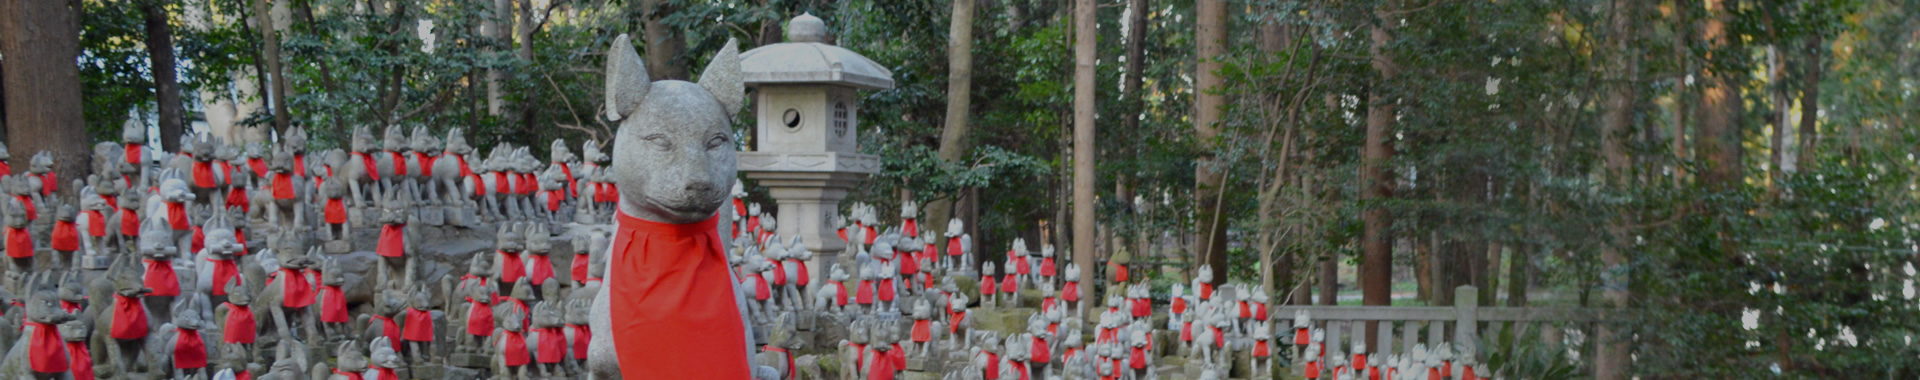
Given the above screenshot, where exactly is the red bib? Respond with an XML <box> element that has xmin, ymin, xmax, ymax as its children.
<box><xmin>498</xmin><ymin>251</ymin><xmax>526</xmax><ymax>284</ymax></box>
<box><xmin>324</xmin><ymin>198</ymin><xmax>347</xmax><ymax>224</ymax></box>
<box><xmin>466</xmin><ymin>299</ymin><xmax>495</xmax><ymax>336</ymax></box>
<box><xmin>144</xmin><ymin>260</ymin><xmax>180</xmax><ymax>296</ymax></box>
<box><xmin>5</xmin><ymin>226</ymin><xmax>32</xmax><ymax>258</ymax></box>
<box><xmin>502</xmin><ymin>330</ymin><xmax>530</xmax><ymax>366</ymax></box>
<box><xmin>403</xmin><ymin>308</ymin><xmax>434</xmax><ymax>342</ymax></box>
<box><xmin>572</xmin><ymin>253</ymin><xmax>590</xmax><ymax>283</ymax></box>
<box><xmin>118</xmin><ymin>208</ymin><xmax>138</xmax><ymax>236</ymax></box>
<box><xmin>248</xmin><ymin>158</ymin><xmax>269</xmax><ymax>177</ymax></box>
<box><xmin>223</xmin><ymin>303</ymin><xmax>256</xmax><ymax>344</ymax></box>
<box><xmin>293</xmin><ymin>154</ymin><xmax>306</xmax><ymax>176</ymax></box>
<box><xmin>1030</xmin><ymin>337</ymin><xmax>1050</xmax><ymax>363</ymax></box>
<box><xmin>50</xmin><ymin>220</ymin><xmax>78</xmax><ymax>251</ymax></box>
<box><xmin>320</xmin><ymin>285</ymin><xmax>350</xmax><ymax>323</ymax></box>
<box><xmin>192</xmin><ymin>161</ymin><xmax>218</xmax><ymax>188</ymax></box>
<box><xmin>536</xmin><ymin>327</ymin><xmax>566</xmax><ymax>363</ymax></box>
<box><xmin>787</xmin><ymin>259</ymin><xmax>810</xmax><ymax>286</ymax></box>
<box><xmin>25</xmin><ymin>322</ymin><xmax>67</xmax><ymax>373</ymax></box>
<box><xmin>13</xmin><ymin>195</ymin><xmax>32</xmax><ymax>221</ymax></box>
<box><xmin>416</xmin><ymin>152</ymin><xmax>437</xmax><ymax>177</ymax></box>
<box><xmin>606</xmin><ymin>212</ymin><xmax>750</xmax><ymax>379</ymax></box>
<box><xmin>84</xmin><ymin>210</ymin><xmax>106</xmax><ymax>237</ymax></box>
<box><xmin>828</xmin><ymin>281</ymin><xmax>848</xmax><ymax>306</ymax></box>
<box><xmin>173</xmin><ymin>328</ymin><xmax>207</xmax><ymax>368</ymax></box>
<box><xmin>125</xmin><ymin>144</ymin><xmax>142</xmax><ymax>165</ymax></box>
<box><xmin>272</xmin><ymin>268</ymin><xmax>314</xmax><ymax>308</ymax></box>
<box><xmin>66</xmin><ymin>341</ymin><xmax>93</xmax><ymax>380</ymax></box>
<box><xmin>371</xmin><ymin>314</ymin><xmax>400</xmax><ymax>351</ymax></box>
<box><xmin>911</xmin><ymin>319</ymin><xmax>932</xmax><ymax>342</ymax></box>
<box><xmin>377</xmin><ymin>224</ymin><xmax>406</xmax><ymax>257</ymax></box>
<box><xmin>110</xmin><ymin>294</ymin><xmax>149</xmax><ymax>339</ymax></box>
<box><xmin>165</xmin><ymin>201</ymin><xmax>189</xmax><ymax>230</ymax></box>
<box><xmin>545</xmin><ymin>189</ymin><xmax>565</xmax><ymax>211</ymax></box>
<box><xmin>570</xmin><ymin>324</ymin><xmax>592</xmax><ymax>359</ymax></box>
<box><xmin>1131</xmin><ymin>346</ymin><xmax>1149</xmax><ymax>369</ymax></box>
<box><xmin>527</xmin><ymin>254</ymin><xmax>555</xmax><ymax>285</ymax></box>
<box><xmin>1063</xmin><ymin>282</ymin><xmax>1080</xmax><ymax>302</ymax></box>
<box><xmin>370</xmin><ymin>367</ymin><xmax>398</xmax><ymax>380</ymax></box>
<box><xmin>208</xmin><ymin>258</ymin><xmax>240</xmax><ymax>295</ymax></box>
<box><xmin>272</xmin><ymin>173</ymin><xmax>296</xmax><ymax>200</ymax></box>
<box><xmin>355</xmin><ymin>152</ymin><xmax>380</xmax><ymax>180</ymax></box>
<box><xmin>980</xmin><ymin>276</ymin><xmax>995</xmax><ymax>296</ymax></box>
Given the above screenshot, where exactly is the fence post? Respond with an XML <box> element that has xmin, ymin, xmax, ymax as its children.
<box><xmin>1454</xmin><ymin>285</ymin><xmax>1480</xmax><ymax>355</ymax></box>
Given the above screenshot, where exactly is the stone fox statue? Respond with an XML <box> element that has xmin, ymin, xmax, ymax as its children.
<box><xmin>587</xmin><ymin>34</ymin><xmax>759</xmax><ymax>380</ymax></box>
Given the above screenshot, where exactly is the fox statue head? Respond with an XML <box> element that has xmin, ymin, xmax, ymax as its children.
<box><xmin>603</xmin><ymin>34</ymin><xmax>744</xmax><ymax>224</ymax></box>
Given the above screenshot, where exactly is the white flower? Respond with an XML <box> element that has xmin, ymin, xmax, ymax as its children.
<box><xmin>1741</xmin><ymin>308</ymin><xmax>1760</xmax><ymax>330</ymax></box>
<box><xmin>1838</xmin><ymin>326</ymin><xmax>1858</xmax><ymax>347</ymax></box>
<box><xmin>1485</xmin><ymin>77</ymin><xmax>1502</xmax><ymax>96</ymax></box>
<box><xmin>1871</xmin><ymin>218</ymin><xmax>1887</xmax><ymax>231</ymax></box>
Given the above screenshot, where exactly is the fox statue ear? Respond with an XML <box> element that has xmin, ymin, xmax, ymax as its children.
<box><xmin>604</xmin><ymin>34</ymin><xmax>652</xmax><ymax>122</ymax></box>
<box><xmin>697</xmin><ymin>38</ymin><xmax>745</xmax><ymax>118</ymax></box>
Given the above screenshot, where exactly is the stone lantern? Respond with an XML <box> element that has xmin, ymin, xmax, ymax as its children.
<box><xmin>738</xmin><ymin>13</ymin><xmax>892</xmax><ymax>290</ymax></box>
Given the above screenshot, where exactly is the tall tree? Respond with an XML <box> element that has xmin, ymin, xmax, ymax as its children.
<box><xmin>638</xmin><ymin>0</ymin><xmax>687</xmax><ymax>80</ymax></box>
<box><xmin>253</xmin><ymin>0</ymin><xmax>290</xmax><ymax>132</ymax></box>
<box><xmin>0</xmin><ymin>0</ymin><xmax>91</xmax><ymax>195</ymax></box>
<box><xmin>144</xmin><ymin>0</ymin><xmax>186</xmax><ymax>151</ymax></box>
<box><xmin>1193</xmin><ymin>0</ymin><xmax>1229</xmax><ymax>282</ymax></box>
<box><xmin>1359</xmin><ymin>5</ymin><xmax>1397</xmax><ymax>344</ymax></box>
<box><xmin>1596</xmin><ymin>0</ymin><xmax>1638</xmax><ymax>378</ymax></box>
<box><xmin>928</xmin><ymin>0</ymin><xmax>976</xmax><ymax>253</ymax></box>
<box><xmin>1071</xmin><ymin>0</ymin><xmax>1097</xmax><ymax>312</ymax></box>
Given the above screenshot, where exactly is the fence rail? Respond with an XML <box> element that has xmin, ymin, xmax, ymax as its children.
<box><xmin>1269</xmin><ymin>286</ymin><xmax>1610</xmax><ymax>377</ymax></box>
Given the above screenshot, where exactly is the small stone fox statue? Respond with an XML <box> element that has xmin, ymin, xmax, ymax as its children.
<box><xmin>398</xmin><ymin>283</ymin><xmax>437</xmax><ymax>364</ymax></box>
<box><xmin>491</xmin><ymin>302</ymin><xmax>533</xmax><ymax>380</ymax></box>
<box><xmin>315</xmin><ymin>339</ymin><xmax>369</xmax><ymax>380</ymax></box>
<box><xmin>528</xmin><ymin>299</ymin><xmax>571</xmax><ymax>378</ymax></box>
<box><xmin>753</xmin><ymin>312</ymin><xmax>802</xmax><ymax>380</ymax></box>
<box><xmin>91</xmin><ymin>254</ymin><xmax>157</xmax><ymax>376</ymax></box>
<box><xmin>213</xmin><ymin>281</ymin><xmax>261</xmax><ymax>353</ymax></box>
<box><xmin>0</xmin><ymin>272</ymin><xmax>79</xmax><ymax>380</ymax></box>
<box><xmin>155</xmin><ymin>298</ymin><xmax>214</xmax><ymax>379</ymax></box>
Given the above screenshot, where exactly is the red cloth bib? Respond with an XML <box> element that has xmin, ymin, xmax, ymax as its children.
<box><xmin>144</xmin><ymin>260</ymin><xmax>179</xmax><ymax>296</ymax></box>
<box><xmin>248</xmin><ymin>158</ymin><xmax>269</xmax><ymax>177</ymax></box>
<box><xmin>370</xmin><ymin>367</ymin><xmax>397</xmax><ymax>380</ymax></box>
<box><xmin>416</xmin><ymin>152</ymin><xmax>437</xmax><ymax>177</ymax></box>
<box><xmin>377</xmin><ymin>224</ymin><xmax>405</xmax><ymax>257</ymax></box>
<box><xmin>1296</xmin><ymin>328</ymin><xmax>1311</xmax><ymax>345</ymax></box>
<box><xmin>174</xmin><ymin>328</ymin><xmax>207</xmax><ymax>368</ymax></box>
<box><xmin>1030</xmin><ymin>337</ymin><xmax>1050</xmax><ymax>363</ymax></box>
<box><xmin>192</xmin><ymin>161</ymin><xmax>218</xmax><ymax>188</ymax></box>
<box><xmin>14</xmin><ymin>195</ymin><xmax>32</xmax><ymax>221</ymax></box>
<box><xmin>855</xmin><ymin>279</ymin><xmax>874</xmax><ymax>304</ymax></box>
<box><xmin>1040</xmin><ymin>258</ymin><xmax>1056</xmax><ymax>276</ymax></box>
<box><xmin>1131</xmin><ymin>346</ymin><xmax>1149</xmax><ymax>369</ymax></box>
<box><xmin>294</xmin><ymin>154</ymin><xmax>306</xmax><ymax>176</ymax></box>
<box><xmin>948</xmin><ymin>237</ymin><xmax>963</xmax><ymax>257</ymax></box>
<box><xmin>828</xmin><ymin>281</ymin><xmax>848</xmax><ymax>306</ymax></box>
<box><xmin>749</xmin><ymin>274</ymin><xmax>771</xmax><ymax>300</ymax></box>
<box><xmin>371</xmin><ymin>314</ymin><xmax>400</xmax><ymax>351</ymax></box>
<box><xmin>1254</xmin><ymin>340</ymin><xmax>1271</xmax><ymax>357</ymax></box>
<box><xmin>502</xmin><ymin>330</ymin><xmax>530</xmax><ymax>366</ymax></box>
<box><xmin>5</xmin><ymin>226</ymin><xmax>31</xmax><ymax>258</ymax></box>
<box><xmin>403</xmin><ymin>308</ymin><xmax>434</xmax><ymax>342</ymax></box>
<box><xmin>1110</xmin><ymin>262</ymin><xmax>1129</xmax><ymax>283</ymax></box>
<box><xmin>536</xmin><ymin>327</ymin><xmax>566</xmax><ymax>363</ymax></box>
<box><xmin>1004</xmin><ymin>360</ymin><xmax>1029</xmax><ymax>380</ymax></box>
<box><xmin>1063</xmin><ymin>282</ymin><xmax>1080</xmax><ymax>302</ymax></box>
<box><xmin>50</xmin><ymin>220</ymin><xmax>77</xmax><ymax>251</ymax></box>
<box><xmin>110</xmin><ymin>294</ymin><xmax>149</xmax><ymax>339</ymax></box>
<box><xmin>208</xmin><ymin>258</ymin><xmax>240</xmax><ymax>296</ymax></box>
<box><xmin>1000</xmin><ymin>274</ymin><xmax>1017</xmax><ymax>294</ymax></box>
<box><xmin>165</xmin><ymin>201</ymin><xmax>189</xmax><ymax>230</ymax></box>
<box><xmin>911</xmin><ymin>319</ymin><xmax>932</xmax><ymax>342</ymax></box>
<box><xmin>320</xmin><ymin>285</ymin><xmax>350</xmax><ymax>323</ymax></box>
<box><xmin>272</xmin><ymin>268</ymin><xmax>314</xmax><ymax>308</ymax></box>
<box><xmin>1304</xmin><ymin>361</ymin><xmax>1321</xmax><ymax>378</ymax></box>
<box><xmin>787</xmin><ymin>259</ymin><xmax>810</xmax><ymax>286</ymax></box>
<box><xmin>118</xmin><ymin>208</ymin><xmax>138</xmax><ymax>236</ymax></box>
<box><xmin>226</xmin><ymin>187</ymin><xmax>250</xmax><ymax>212</ymax></box>
<box><xmin>66</xmin><ymin>340</ymin><xmax>93</xmax><ymax>380</ymax></box>
<box><xmin>223</xmin><ymin>303</ymin><xmax>256</xmax><ymax>344</ymax></box>
<box><xmin>324</xmin><ymin>198</ymin><xmax>347</xmax><ymax>224</ymax></box>
<box><xmin>25</xmin><ymin>322</ymin><xmax>68</xmax><ymax>373</ymax></box>
<box><xmin>866</xmin><ymin>349</ymin><xmax>899</xmax><ymax>380</ymax></box>
<box><xmin>498</xmin><ymin>251</ymin><xmax>526</xmax><ymax>284</ymax></box>
<box><xmin>981</xmin><ymin>352</ymin><xmax>1000</xmax><ymax>379</ymax></box>
<box><xmin>606</xmin><ymin>212</ymin><xmax>750</xmax><ymax>379</ymax></box>
<box><xmin>125</xmin><ymin>144</ymin><xmax>142</xmax><ymax>165</ymax></box>
<box><xmin>570</xmin><ymin>324</ymin><xmax>591</xmax><ymax>359</ymax></box>
<box><xmin>355</xmin><ymin>152</ymin><xmax>380</xmax><ymax>180</ymax></box>
<box><xmin>572</xmin><ymin>253</ymin><xmax>590</xmax><ymax>283</ymax></box>
<box><xmin>38</xmin><ymin>172</ymin><xmax>55</xmax><ymax>195</ymax></box>
<box><xmin>527</xmin><ymin>254</ymin><xmax>555</xmax><ymax>285</ymax></box>
<box><xmin>545</xmin><ymin>189</ymin><xmax>565</xmax><ymax>211</ymax></box>
<box><xmin>980</xmin><ymin>276</ymin><xmax>995</xmax><ymax>296</ymax></box>
<box><xmin>190</xmin><ymin>226</ymin><xmax>206</xmax><ymax>253</ymax></box>
<box><xmin>272</xmin><ymin>173</ymin><xmax>295</xmax><ymax>200</ymax></box>
<box><xmin>84</xmin><ymin>210</ymin><xmax>105</xmax><ymax>237</ymax></box>
<box><xmin>466</xmin><ymin>300</ymin><xmax>495</xmax><ymax>337</ymax></box>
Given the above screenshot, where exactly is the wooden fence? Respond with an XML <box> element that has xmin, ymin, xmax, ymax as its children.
<box><xmin>1269</xmin><ymin>286</ymin><xmax>1609</xmax><ymax>378</ymax></box>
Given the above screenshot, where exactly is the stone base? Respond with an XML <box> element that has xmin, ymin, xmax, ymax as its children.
<box><xmin>448</xmin><ymin>352</ymin><xmax>491</xmax><ymax>369</ymax></box>
<box><xmin>324</xmin><ymin>240</ymin><xmax>353</xmax><ymax>254</ymax></box>
<box><xmin>438</xmin><ymin>366</ymin><xmax>482</xmax><ymax>380</ymax></box>
<box><xmin>796</xmin><ymin>312</ymin><xmax>819</xmax><ymax>331</ymax></box>
<box><xmin>900</xmin><ymin>371</ymin><xmax>942</xmax><ymax>380</ymax></box>
<box><xmin>78</xmin><ymin>254</ymin><xmax>111</xmax><ymax>269</ymax></box>
<box><xmin>409</xmin><ymin>364</ymin><xmax>442</xmax><ymax>380</ymax></box>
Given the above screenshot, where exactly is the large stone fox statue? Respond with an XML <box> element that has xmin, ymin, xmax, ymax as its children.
<box><xmin>587</xmin><ymin>34</ymin><xmax>760</xmax><ymax>379</ymax></box>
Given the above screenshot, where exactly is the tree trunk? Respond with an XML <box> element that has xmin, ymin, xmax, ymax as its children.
<box><xmin>0</xmin><ymin>0</ymin><xmax>90</xmax><ymax>197</ymax></box>
<box><xmin>928</xmin><ymin>0</ymin><xmax>977</xmax><ymax>253</ymax></box>
<box><xmin>1506</xmin><ymin>243</ymin><xmax>1529</xmax><ymax>306</ymax></box>
<box><xmin>1695</xmin><ymin>0</ymin><xmax>1742</xmax><ymax>191</ymax></box>
<box><xmin>1796</xmin><ymin>35</ymin><xmax>1822</xmax><ymax>171</ymax></box>
<box><xmin>143</xmin><ymin>1</ymin><xmax>186</xmax><ymax>152</ymax></box>
<box><xmin>1071</xmin><ymin>0</ymin><xmax>1097</xmax><ymax>313</ymax></box>
<box><xmin>1360</xmin><ymin>6</ymin><xmax>1397</xmax><ymax>345</ymax></box>
<box><xmin>1318</xmin><ymin>255</ymin><xmax>1337</xmax><ymax>305</ymax></box>
<box><xmin>254</xmin><ymin>0</ymin><xmax>290</xmax><ymax>132</ymax></box>
<box><xmin>1122</xmin><ymin>0</ymin><xmax>1146</xmax><ymax>133</ymax></box>
<box><xmin>517</xmin><ymin>0</ymin><xmax>537</xmax><ymax>131</ymax></box>
<box><xmin>1193</xmin><ymin>0</ymin><xmax>1230</xmax><ymax>283</ymax></box>
<box><xmin>487</xmin><ymin>0</ymin><xmax>509</xmax><ymax>116</ymax></box>
<box><xmin>639</xmin><ymin>0</ymin><xmax>687</xmax><ymax>80</ymax></box>
<box><xmin>1596</xmin><ymin>1</ymin><xmax>1638</xmax><ymax>378</ymax></box>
